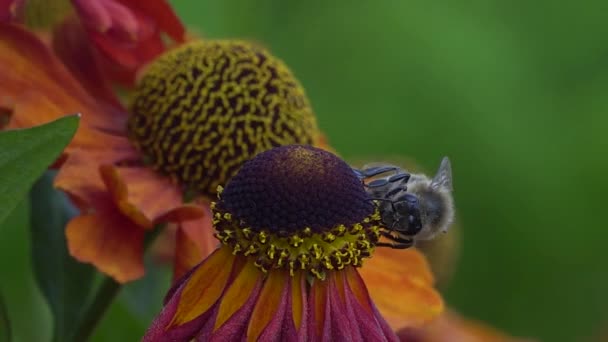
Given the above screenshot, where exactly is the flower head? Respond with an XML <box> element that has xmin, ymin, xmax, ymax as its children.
<box><xmin>128</xmin><ymin>40</ymin><xmax>320</xmax><ymax>197</ymax></box>
<box><xmin>145</xmin><ymin>145</ymin><xmax>443</xmax><ymax>341</ymax></box>
<box><xmin>0</xmin><ymin>22</ymin><xmax>323</xmax><ymax>282</ymax></box>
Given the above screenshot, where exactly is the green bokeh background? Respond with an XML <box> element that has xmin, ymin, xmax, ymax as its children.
<box><xmin>1</xmin><ymin>1</ymin><xmax>607</xmax><ymax>341</ymax></box>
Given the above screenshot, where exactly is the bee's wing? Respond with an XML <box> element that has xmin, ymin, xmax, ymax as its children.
<box><xmin>431</xmin><ymin>156</ymin><xmax>453</xmax><ymax>191</ymax></box>
<box><xmin>355</xmin><ymin>163</ymin><xmax>401</xmax><ymax>179</ymax></box>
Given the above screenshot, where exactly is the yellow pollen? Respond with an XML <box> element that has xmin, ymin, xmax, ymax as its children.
<box><xmin>213</xmin><ymin>203</ymin><xmax>383</xmax><ymax>280</ymax></box>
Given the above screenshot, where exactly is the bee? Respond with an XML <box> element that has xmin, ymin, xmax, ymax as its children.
<box><xmin>353</xmin><ymin>157</ymin><xmax>454</xmax><ymax>249</ymax></box>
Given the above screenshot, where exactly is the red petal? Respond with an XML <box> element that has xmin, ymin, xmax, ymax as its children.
<box><xmin>145</xmin><ymin>248</ymin><xmax>233</xmax><ymax>341</ymax></box>
<box><xmin>66</xmin><ymin>199</ymin><xmax>145</xmax><ymax>283</ymax></box>
<box><xmin>0</xmin><ymin>0</ymin><xmax>24</xmax><ymax>22</ymax></box>
<box><xmin>343</xmin><ymin>268</ymin><xmax>399</xmax><ymax>341</ymax></box>
<box><xmin>119</xmin><ymin>0</ymin><xmax>185</xmax><ymax>42</ymax></box>
<box><xmin>52</xmin><ymin>16</ymin><xmax>122</xmax><ymax>108</ymax></box>
<box><xmin>258</xmin><ymin>272</ymin><xmax>309</xmax><ymax>341</ymax></box>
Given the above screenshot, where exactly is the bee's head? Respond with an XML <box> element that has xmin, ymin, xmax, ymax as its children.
<box><xmin>407</xmin><ymin>157</ymin><xmax>454</xmax><ymax>240</ymax></box>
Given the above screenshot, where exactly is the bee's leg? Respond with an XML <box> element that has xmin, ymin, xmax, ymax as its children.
<box><xmin>376</xmin><ymin>241</ymin><xmax>414</xmax><ymax>249</ymax></box>
<box><xmin>377</xmin><ymin>231</ymin><xmax>415</xmax><ymax>249</ymax></box>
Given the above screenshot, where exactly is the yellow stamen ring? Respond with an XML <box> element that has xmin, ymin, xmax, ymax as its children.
<box><xmin>211</xmin><ymin>201</ymin><xmax>383</xmax><ymax>280</ymax></box>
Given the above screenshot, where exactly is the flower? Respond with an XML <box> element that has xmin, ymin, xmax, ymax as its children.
<box><xmin>397</xmin><ymin>310</ymin><xmax>533</xmax><ymax>342</ymax></box>
<box><xmin>144</xmin><ymin>145</ymin><xmax>443</xmax><ymax>341</ymax></box>
<box><xmin>68</xmin><ymin>0</ymin><xmax>185</xmax><ymax>85</ymax></box>
<box><xmin>0</xmin><ymin>22</ymin><xmax>323</xmax><ymax>282</ymax></box>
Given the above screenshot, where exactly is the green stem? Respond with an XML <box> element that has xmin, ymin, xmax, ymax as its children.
<box><xmin>69</xmin><ymin>226</ymin><xmax>164</xmax><ymax>341</ymax></box>
<box><xmin>70</xmin><ymin>276</ymin><xmax>121</xmax><ymax>342</ymax></box>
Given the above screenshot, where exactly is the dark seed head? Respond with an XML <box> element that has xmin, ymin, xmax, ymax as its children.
<box><xmin>127</xmin><ymin>40</ymin><xmax>320</xmax><ymax>197</ymax></box>
<box><xmin>219</xmin><ymin>145</ymin><xmax>373</xmax><ymax>234</ymax></box>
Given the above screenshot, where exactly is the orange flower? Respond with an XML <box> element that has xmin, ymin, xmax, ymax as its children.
<box><xmin>0</xmin><ymin>22</ymin><xmax>323</xmax><ymax>282</ymax></box>
<box><xmin>397</xmin><ymin>310</ymin><xmax>533</xmax><ymax>342</ymax></box>
<box><xmin>144</xmin><ymin>145</ymin><xmax>443</xmax><ymax>341</ymax></box>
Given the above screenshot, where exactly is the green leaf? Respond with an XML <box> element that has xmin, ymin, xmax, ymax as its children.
<box><xmin>0</xmin><ymin>115</ymin><xmax>79</xmax><ymax>226</ymax></box>
<box><xmin>30</xmin><ymin>172</ymin><xmax>96</xmax><ymax>342</ymax></box>
<box><xmin>0</xmin><ymin>293</ymin><xmax>11</xmax><ymax>342</ymax></box>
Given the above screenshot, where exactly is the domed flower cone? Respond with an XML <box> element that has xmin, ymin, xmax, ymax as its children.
<box><xmin>144</xmin><ymin>145</ymin><xmax>443</xmax><ymax>341</ymax></box>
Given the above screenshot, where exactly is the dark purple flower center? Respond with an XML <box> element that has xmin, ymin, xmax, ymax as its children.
<box><xmin>219</xmin><ymin>145</ymin><xmax>373</xmax><ymax>234</ymax></box>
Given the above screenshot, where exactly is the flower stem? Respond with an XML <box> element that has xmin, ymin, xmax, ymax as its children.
<box><xmin>70</xmin><ymin>276</ymin><xmax>121</xmax><ymax>342</ymax></box>
<box><xmin>69</xmin><ymin>226</ymin><xmax>164</xmax><ymax>341</ymax></box>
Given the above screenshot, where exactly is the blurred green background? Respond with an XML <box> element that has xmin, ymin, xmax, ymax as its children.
<box><xmin>1</xmin><ymin>1</ymin><xmax>607</xmax><ymax>341</ymax></box>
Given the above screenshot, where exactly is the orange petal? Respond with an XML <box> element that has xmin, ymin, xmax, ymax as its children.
<box><xmin>397</xmin><ymin>310</ymin><xmax>531</xmax><ymax>342</ymax></box>
<box><xmin>314</xmin><ymin>131</ymin><xmax>336</xmax><ymax>154</ymax></box>
<box><xmin>291</xmin><ymin>271</ymin><xmax>306</xmax><ymax>333</ymax></box>
<box><xmin>99</xmin><ymin>165</ymin><xmax>205</xmax><ymax>228</ymax></box>
<box><xmin>169</xmin><ymin>247</ymin><xmax>235</xmax><ymax>327</ymax></box>
<box><xmin>54</xmin><ymin>147</ymin><xmax>136</xmax><ymax>210</ymax></box>
<box><xmin>66</xmin><ymin>200</ymin><xmax>145</xmax><ymax>283</ymax></box>
<box><xmin>358</xmin><ymin>248</ymin><xmax>444</xmax><ymax>331</ymax></box>
<box><xmin>247</xmin><ymin>270</ymin><xmax>289</xmax><ymax>341</ymax></box>
<box><xmin>310</xmin><ymin>275</ymin><xmax>330</xmax><ymax>338</ymax></box>
<box><xmin>344</xmin><ymin>266</ymin><xmax>374</xmax><ymax>315</ymax></box>
<box><xmin>0</xmin><ymin>23</ymin><xmax>126</xmax><ymax>132</ymax></box>
<box><xmin>172</xmin><ymin>219</ymin><xmax>218</xmax><ymax>281</ymax></box>
<box><xmin>213</xmin><ymin>260</ymin><xmax>263</xmax><ymax>331</ymax></box>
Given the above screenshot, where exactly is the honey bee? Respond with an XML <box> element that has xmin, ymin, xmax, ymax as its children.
<box><xmin>353</xmin><ymin>157</ymin><xmax>454</xmax><ymax>249</ymax></box>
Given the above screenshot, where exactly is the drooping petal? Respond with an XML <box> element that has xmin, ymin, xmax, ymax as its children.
<box><xmin>66</xmin><ymin>198</ymin><xmax>145</xmax><ymax>283</ymax></box>
<box><xmin>344</xmin><ymin>267</ymin><xmax>400</xmax><ymax>341</ymax></box>
<box><xmin>288</xmin><ymin>271</ymin><xmax>309</xmax><ymax>340</ymax></box>
<box><xmin>210</xmin><ymin>261</ymin><xmax>264</xmax><ymax>339</ymax></box>
<box><xmin>99</xmin><ymin>165</ymin><xmax>205</xmax><ymax>228</ymax></box>
<box><xmin>246</xmin><ymin>270</ymin><xmax>290</xmax><ymax>341</ymax></box>
<box><xmin>144</xmin><ymin>249</ymin><xmax>234</xmax><ymax>342</ymax></box>
<box><xmin>326</xmin><ymin>271</ymin><xmax>360</xmax><ymax>341</ymax></box>
<box><xmin>358</xmin><ymin>248</ymin><xmax>444</xmax><ymax>331</ymax></box>
<box><xmin>257</xmin><ymin>271</ymin><xmax>309</xmax><ymax>341</ymax></box>
<box><xmin>170</xmin><ymin>248</ymin><xmax>236</xmax><ymax>328</ymax></box>
<box><xmin>340</xmin><ymin>268</ymin><xmax>399</xmax><ymax>341</ymax></box>
<box><xmin>0</xmin><ymin>23</ymin><xmax>127</xmax><ymax>132</ymax></box>
<box><xmin>309</xmin><ymin>275</ymin><xmax>331</xmax><ymax>341</ymax></box>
